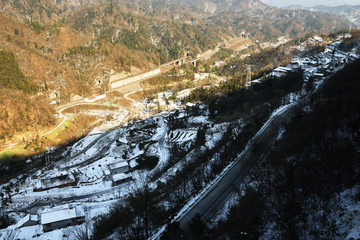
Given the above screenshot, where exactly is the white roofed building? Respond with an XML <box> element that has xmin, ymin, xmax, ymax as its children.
<box><xmin>112</xmin><ymin>173</ymin><xmax>132</xmax><ymax>186</ymax></box>
<box><xmin>41</xmin><ymin>206</ymin><xmax>85</xmax><ymax>232</ymax></box>
<box><xmin>16</xmin><ymin>214</ymin><xmax>39</xmax><ymax>228</ymax></box>
<box><xmin>108</xmin><ymin>161</ymin><xmax>129</xmax><ymax>175</ymax></box>
<box><xmin>39</xmin><ymin>172</ymin><xmax>76</xmax><ymax>191</ymax></box>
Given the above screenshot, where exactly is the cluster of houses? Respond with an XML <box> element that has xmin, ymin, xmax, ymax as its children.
<box><xmin>14</xmin><ymin>137</ymin><xmax>137</xmax><ymax>233</ymax></box>
<box><xmin>34</xmin><ymin>157</ymin><xmax>133</xmax><ymax>193</ymax></box>
<box><xmin>259</xmin><ymin>41</ymin><xmax>358</xmax><ymax>83</ymax></box>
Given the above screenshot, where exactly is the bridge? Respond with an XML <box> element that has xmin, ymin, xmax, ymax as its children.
<box><xmin>109</xmin><ymin>56</ymin><xmax>201</xmax><ymax>91</ymax></box>
<box><xmin>109</xmin><ymin>68</ymin><xmax>161</xmax><ymax>90</ymax></box>
<box><xmin>163</xmin><ymin>57</ymin><xmax>187</xmax><ymax>66</ymax></box>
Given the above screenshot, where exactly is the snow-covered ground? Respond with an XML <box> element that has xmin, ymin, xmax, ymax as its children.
<box><xmin>0</xmin><ymin>102</ymin><xmax>212</xmax><ymax>239</ymax></box>
<box><xmin>337</xmin><ymin>185</ymin><xmax>360</xmax><ymax>240</ymax></box>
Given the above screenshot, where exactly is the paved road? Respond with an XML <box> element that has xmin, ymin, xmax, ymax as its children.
<box><xmin>177</xmin><ymin>102</ymin><xmax>296</xmax><ymax>230</ymax></box>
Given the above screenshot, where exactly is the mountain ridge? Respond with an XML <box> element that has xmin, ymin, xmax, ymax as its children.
<box><xmin>284</xmin><ymin>4</ymin><xmax>360</xmax><ymax>26</ymax></box>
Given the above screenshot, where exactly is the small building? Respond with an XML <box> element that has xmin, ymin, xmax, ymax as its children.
<box><xmin>39</xmin><ymin>173</ymin><xmax>76</xmax><ymax>191</ymax></box>
<box><xmin>313</xmin><ymin>36</ymin><xmax>323</xmax><ymax>42</ymax></box>
<box><xmin>108</xmin><ymin>161</ymin><xmax>129</xmax><ymax>175</ymax></box>
<box><xmin>289</xmin><ymin>61</ymin><xmax>300</xmax><ymax>68</ymax></box>
<box><xmin>47</xmin><ymin>91</ymin><xmax>58</xmax><ymax>100</ymax></box>
<box><xmin>313</xmin><ymin>72</ymin><xmax>324</xmax><ymax>77</ymax></box>
<box><xmin>274</xmin><ymin>66</ymin><xmax>292</xmax><ymax>73</ymax></box>
<box><xmin>112</xmin><ymin>173</ymin><xmax>132</xmax><ymax>186</ymax></box>
<box><xmin>194</xmin><ymin>73</ymin><xmax>210</xmax><ymax>80</ymax></box>
<box><xmin>41</xmin><ymin>206</ymin><xmax>85</xmax><ymax>232</ymax></box>
<box><xmin>185</xmin><ymin>102</ymin><xmax>196</xmax><ymax>108</ymax></box>
<box><xmin>214</xmin><ymin>61</ymin><xmax>224</xmax><ymax>67</ymax></box>
<box><xmin>17</xmin><ymin>214</ymin><xmax>39</xmax><ymax>228</ymax></box>
<box><xmin>103</xmin><ymin>169</ymin><xmax>112</xmax><ymax>181</ymax></box>
<box><xmin>116</xmin><ymin>137</ymin><xmax>128</xmax><ymax>146</ymax></box>
<box><xmin>165</xmin><ymin>90</ymin><xmax>173</xmax><ymax>98</ymax></box>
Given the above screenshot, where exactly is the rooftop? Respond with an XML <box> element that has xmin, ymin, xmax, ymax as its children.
<box><xmin>41</xmin><ymin>206</ymin><xmax>84</xmax><ymax>225</ymax></box>
<box><xmin>41</xmin><ymin>173</ymin><xmax>75</xmax><ymax>190</ymax></box>
<box><xmin>112</xmin><ymin>173</ymin><xmax>131</xmax><ymax>182</ymax></box>
<box><xmin>108</xmin><ymin>161</ymin><xmax>128</xmax><ymax>170</ymax></box>
<box><xmin>16</xmin><ymin>214</ymin><xmax>39</xmax><ymax>228</ymax></box>
<box><xmin>41</xmin><ymin>208</ymin><xmax>76</xmax><ymax>225</ymax></box>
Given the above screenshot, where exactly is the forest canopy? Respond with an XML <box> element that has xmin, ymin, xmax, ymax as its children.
<box><xmin>0</xmin><ymin>50</ymin><xmax>37</xmax><ymax>93</ymax></box>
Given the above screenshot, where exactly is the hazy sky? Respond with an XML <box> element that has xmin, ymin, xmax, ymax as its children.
<box><xmin>261</xmin><ymin>0</ymin><xmax>360</xmax><ymax>7</ymax></box>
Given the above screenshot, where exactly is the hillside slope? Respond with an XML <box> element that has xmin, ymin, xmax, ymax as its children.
<box><xmin>285</xmin><ymin>4</ymin><xmax>360</xmax><ymax>26</ymax></box>
<box><xmin>0</xmin><ymin>0</ymin><xmax>352</xmax><ymax>146</ymax></box>
<box><xmin>210</xmin><ymin>59</ymin><xmax>360</xmax><ymax>239</ymax></box>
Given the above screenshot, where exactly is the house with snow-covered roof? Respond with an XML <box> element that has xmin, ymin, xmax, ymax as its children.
<box><xmin>274</xmin><ymin>66</ymin><xmax>292</xmax><ymax>73</ymax></box>
<box><xmin>41</xmin><ymin>206</ymin><xmax>85</xmax><ymax>232</ymax></box>
<box><xmin>38</xmin><ymin>172</ymin><xmax>76</xmax><ymax>191</ymax></box>
<box><xmin>111</xmin><ymin>173</ymin><xmax>132</xmax><ymax>186</ymax></box>
<box><xmin>108</xmin><ymin>161</ymin><xmax>129</xmax><ymax>175</ymax></box>
<box><xmin>16</xmin><ymin>214</ymin><xmax>39</xmax><ymax>228</ymax></box>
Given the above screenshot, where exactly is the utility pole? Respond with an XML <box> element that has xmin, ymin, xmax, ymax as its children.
<box><xmin>57</xmin><ymin>86</ymin><xmax>61</xmax><ymax>105</ymax></box>
<box><xmin>45</xmin><ymin>152</ymin><xmax>50</xmax><ymax>168</ymax></box>
<box><xmin>56</xmin><ymin>77</ymin><xmax>66</xmax><ymax>106</ymax></box>
<box><xmin>245</xmin><ymin>65</ymin><xmax>253</xmax><ymax>88</ymax></box>
<box><xmin>103</xmin><ymin>79</ymin><xmax>107</xmax><ymax>102</ymax></box>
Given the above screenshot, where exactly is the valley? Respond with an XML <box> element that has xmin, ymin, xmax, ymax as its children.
<box><xmin>0</xmin><ymin>35</ymin><xmax>359</xmax><ymax>239</ymax></box>
<box><xmin>0</xmin><ymin>0</ymin><xmax>359</xmax><ymax>239</ymax></box>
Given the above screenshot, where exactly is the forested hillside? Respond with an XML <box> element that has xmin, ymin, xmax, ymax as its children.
<box><xmin>206</xmin><ymin>59</ymin><xmax>360</xmax><ymax>239</ymax></box>
<box><xmin>0</xmin><ymin>50</ymin><xmax>36</xmax><ymax>93</ymax></box>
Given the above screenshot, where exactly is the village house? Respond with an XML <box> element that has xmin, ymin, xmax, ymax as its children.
<box><xmin>103</xmin><ymin>169</ymin><xmax>112</xmax><ymax>181</ymax></box>
<box><xmin>111</xmin><ymin>173</ymin><xmax>132</xmax><ymax>186</ymax></box>
<box><xmin>214</xmin><ymin>61</ymin><xmax>224</xmax><ymax>67</ymax></box>
<box><xmin>17</xmin><ymin>214</ymin><xmax>39</xmax><ymax>228</ymax></box>
<box><xmin>270</xmin><ymin>66</ymin><xmax>292</xmax><ymax>77</ymax></box>
<box><xmin>41</xmin><ymin>206</ymin><xmax>85</xmax><ymax>232</ymax></box>
<box><xmin>108</xmin><ymin>161</ymin><xmax>129</xmax><ymax>175</ymax></box>
<box><xmin>38</xmin><ymin>172</ymin><xmax>76</xmax><ymax>191</ymax></box>
<box><xmin>194</xmin><ymin>73</ymin><xmax>210</xmax><ymax>80</ymax></box>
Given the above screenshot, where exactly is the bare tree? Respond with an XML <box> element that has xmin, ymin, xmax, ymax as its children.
<box><xmin>3</xmin><ymin>230</ymin><xmax>18</xmax><ymax>240</ymax></box>
<box><xmin>70</xmin><ymin>223</ymin><xmax>92</xmax><ymax>240</ymax></box>
<box><xmin>67</xmin><ymin>206</ymin><xmax>92</xmax><ymax>240</ymax></box>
